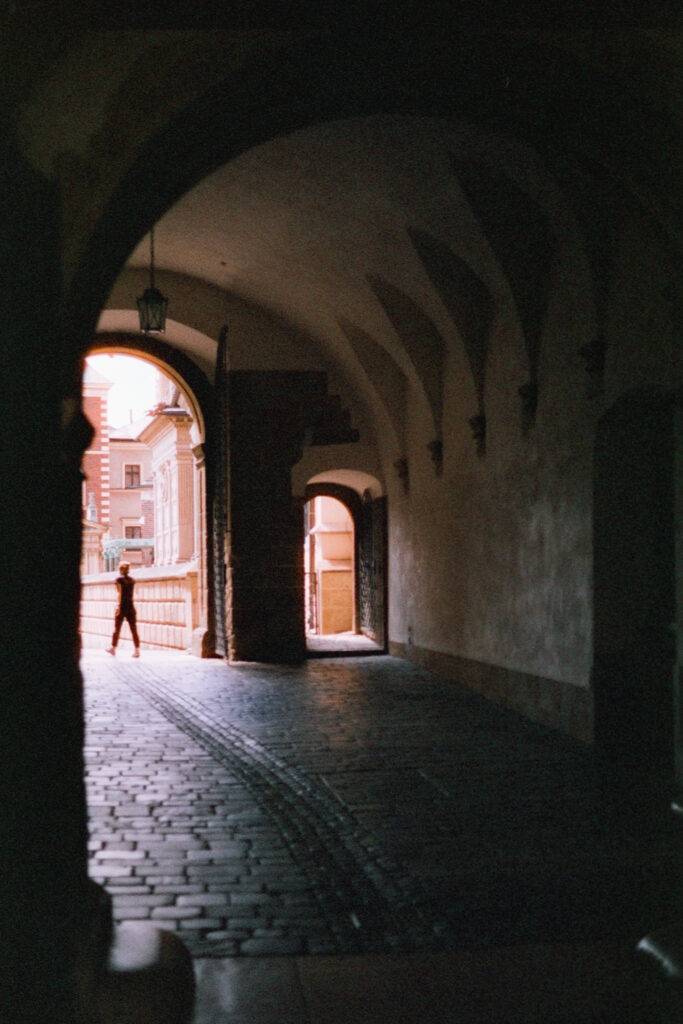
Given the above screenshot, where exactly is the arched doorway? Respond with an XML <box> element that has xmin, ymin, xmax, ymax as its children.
<box><xmin>304</xmin><ymin>478</ymin><xmax>386</xmax><ymax>655</ymax></box>
<box><xmin>82</xmin><ymin>336</ymin><xmax>221</xmax><ymax>658</ymax></box>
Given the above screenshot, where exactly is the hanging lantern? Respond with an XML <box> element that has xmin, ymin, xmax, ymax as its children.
<box><xmin>137</xmin><ymin>227</ymin><xmax>168</xmax><ymax>333</ymax></box>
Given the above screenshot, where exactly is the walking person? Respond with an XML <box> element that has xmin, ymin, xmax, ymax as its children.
<box><xmin>107</xmin><ymin>562</ymin><xmax>141</xmax><ymax>658</ymax></box>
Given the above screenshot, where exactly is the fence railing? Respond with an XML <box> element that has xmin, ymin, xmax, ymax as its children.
<box><xmin>80</xmin><ymin>562</ymin><xmax>199</xmax><ymax>651</ymax></box>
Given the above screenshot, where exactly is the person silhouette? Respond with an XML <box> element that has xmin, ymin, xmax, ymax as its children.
<box><xmin>107</xmin><ymin>561</ymin><xmax>140</xmax><ymax>658</ymax></box>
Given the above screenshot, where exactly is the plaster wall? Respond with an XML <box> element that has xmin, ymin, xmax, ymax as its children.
<box><xmin>108</xmin><ymin>486</ymin><xmax>148</xmax><ymax>534</ymax></box>
<box><xmin>144</xmin><ymin>417</ymin><xmax>196</xmax><ymax>565</ymax></box>
<box><xmin>108</xmin><ymin>441</ymin><xmax>152</xmax><ymax>490</ymax></box>
<box><xmin>387</xmin><ymin>209</ymin><xmax>676</xmax><ymax>717</ymax></box>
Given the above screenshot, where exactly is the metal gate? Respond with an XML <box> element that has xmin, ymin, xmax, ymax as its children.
<box><xmin>212</xmin><ymin>326</ymin><xmax>229</xmax><ymax>657</ymax></box>
<box><xmin>358</xmin><ymin>491</ymin><xmax>386</xmax><ymax>647</ymax></box>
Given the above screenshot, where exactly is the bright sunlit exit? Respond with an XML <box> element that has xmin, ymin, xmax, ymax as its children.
<box><xmin>86</xmin><ymin>352</ymin><xmax>161</xmax><ymax>427</ymax></box>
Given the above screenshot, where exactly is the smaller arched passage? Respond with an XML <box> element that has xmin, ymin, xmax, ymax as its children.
<box><xmin>305</xmin><ymin>479</ymin><xmax>387</xmax><ymax>652</ymax></box>
<box><xmin>84</xmin><ymin>334</ymin><xmax>223</xmax><ymax>658</ymax></box>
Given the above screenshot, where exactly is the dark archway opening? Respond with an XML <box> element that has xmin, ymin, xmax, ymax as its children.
<box><xmin>593</xmin><ymin>388</ymin><xmax>681</xmax><ymax>792</ymax></box>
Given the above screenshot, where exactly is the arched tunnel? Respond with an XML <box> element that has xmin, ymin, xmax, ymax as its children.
<box><xmin>2</xmin><ymin>7</ymin><xmax>680</xmax><ymax>1021</ymax></box>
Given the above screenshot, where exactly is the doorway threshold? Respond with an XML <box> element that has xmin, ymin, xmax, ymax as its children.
<box><xmin>306</xmin><ymin>631</ymin><xmax>384</xmax><ymax>658</ymax></box>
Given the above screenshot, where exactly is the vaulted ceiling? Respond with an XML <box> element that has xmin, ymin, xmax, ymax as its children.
<box><xmin>104</xmin><ymin>26</ymin><xmax>678</xmax><ymax>397</ymax></box>
<box><xmin>12</xmin><ymin>18</ymin><xmax>679</xmax><ymax>433</ymax></box>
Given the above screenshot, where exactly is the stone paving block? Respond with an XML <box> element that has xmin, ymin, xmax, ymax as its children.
<box><xmin>116</xmin><ymin>804</ymin><xmax>152</xmax><ymax>816</ymax></box>
<box><xmin>135</xmin><ymin>842</ymin><xmax>199</xmax><ymax>856</ymax></box>
<box><xmin>153</xmin><ymin>883</ymin><xmax>205</xmax><ymax>895</ymax></box>
<box><xmin>114</xmin><ymin>894</ymin><xmax>175</xmax><ymax>908</ymax></box>
<box><xmin>150</xmin><ymin>906</ymin><xmax>204</xmax><ymax>920</ymax></box>
<box><xmin>135</xmin><ymin>875</ymin><xmax>190</xmax><ymax>886</ymax></box>
<box><xmin>176</xmin><ymin>893</ymin><xmax>232</xmax><ymax>907</ymax></box>
<box><xmin>175</xmin><ymin>918</ymin><xmax>224</xmax><ymax>930</ymax></box>
<box><xmin>206</xmin><ymin>882</ymin><xmax>249</xmax><ymax>893</ymax></box>
<box><xmin>135</xmin><ymin>860</ymin><xmax>188</xmax><ymax>873</ymax></box>
<box><xmin>93</xmin><ymin>849</ymin><xmax>148</xmax><ymax>860</ymax></box>
<box><xmin>185</xmin><ymin>846</ymin><xmax>247</xmax><ymax>861</ymax></box>
<box><xmin>106</xmin><ymin>885</ymin><xmax>153</xmax><ymax>895</ymax></box>
<box><xmin>89</xmin><ymin>865</ymin><xmax>134</xmax><ymax>879</ymax></box>
<box><xmin>158</xmin><ymin>835</ymin><xmax>205</xmax><ymax>847</ymax></box>
<box><xmin>185</xmin><ymin>866</ymin><xmax>243</xmax><ymax>880</ymax></box>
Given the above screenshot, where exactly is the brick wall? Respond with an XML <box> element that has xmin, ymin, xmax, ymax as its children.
<box><xmin>82</xmin><ymin>392</ymin><xmax>110</xmax><ymax>526</ymax></box>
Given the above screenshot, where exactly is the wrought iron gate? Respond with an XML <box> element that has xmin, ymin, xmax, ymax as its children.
<box><xmin>359</xmin><ymin>491</ymin><xmax>386</xmax><ymax>647</ymax></box>
<box><xmin>212</xmin><ymin>326</ymin><xmax>228</xmax><ymax>657</ymax></box>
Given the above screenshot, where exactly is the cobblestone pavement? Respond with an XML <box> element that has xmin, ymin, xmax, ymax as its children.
<box><xmin>82</xmin><ymin>649</ymin><xmax>683</xmax><ymax>959</ymax></box>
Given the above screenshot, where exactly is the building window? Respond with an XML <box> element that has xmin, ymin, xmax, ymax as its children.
<box><xmin>125</xmin><ymin>526</ymin><xmax>142</xmax><ymax>539</ymax></box>
<box><xmin>125</xmin><ymin>464</ymin><xmax>141</xmax><ymax>488</ymax></box>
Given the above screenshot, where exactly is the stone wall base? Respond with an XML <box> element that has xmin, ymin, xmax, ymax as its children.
<box><xmin>389</xmin><ymin>642</ymin><xmax>594</xmax><ymax>744</ymax></box>
<box><xmin>192</xmin><ymin>627</ymin><xmax>218</xmax><ymax>659</ymax></box>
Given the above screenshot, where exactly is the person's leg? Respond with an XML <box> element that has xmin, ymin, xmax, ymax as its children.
<box><xmin>108</xmin><ymin>611</ymin><xmax>124</xmax><ymax>655</ymax></box>
<box><xmin>127</xmin><ymin>610</ymin><xmax>140</xmax><ymax>657</ymax></box>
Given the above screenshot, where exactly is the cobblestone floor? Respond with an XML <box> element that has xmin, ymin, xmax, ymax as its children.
<box><xmin>82</xmin><ymin>649</ymin><xmax>683</xmax><ymax>959</ymax></box>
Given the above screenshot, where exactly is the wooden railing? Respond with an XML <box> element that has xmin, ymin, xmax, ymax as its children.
<box><xmin>80</xmin><ymin>562</ymin><xmax>199</xmax><ymax>651</ymax></box>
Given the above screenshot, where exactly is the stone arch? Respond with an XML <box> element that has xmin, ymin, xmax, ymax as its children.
<box><xmin>89</xmin><ymin>329</ymin><xmax>214</xmax><ymax>441</ymax></box>
<box><xmin>366</xmin><ymin>275</ymin><xmax>446</xmax><ymax>439</ymax></box>
<box><xmin>448</xmin><ymin>154</ymin><xmax>556</xmax><ymax>430</ymax></box>
<box><xmin>407</xmin><ymin>226</ymin><xmax>493</xmax><ymax>417</ymax></box>
<box><xmin>337</xmin><ymin>318</ymin><xmax>407</xmax><ymax>453</ymax></box>
<box><xmin>59</xmin><ymin>26</ymin><xmax>669</xmax><ymax>387</ymax></box>
<box><xmin>304</xmin><ymin>483</ymin><xmax>362</xmax><ymax>640</ymax></box>
<box><xmin>42</xmin><ymin>25</ymin><xmax>673</xmax><ymax>684</ymax></box>
<box><xmin>48</xmin><ymin>33</ymin><xmax>672</xmax><ymax>572</ymax></box>
<box><xmin>86</xmin><ymin>331</ymin><xmax>221</xmax><ymax>657</ymax></box>
<box><xmin>41</xmin><ymin>25</ymin><xmax>675</xmax><ymax>677</ymax></box>
<box><xmin>306</xmin><ymin>470</ymin><xmax>383</xmax><ymax>500</ymax></box>
<box><xmin>305</xmin><ymin>472</ymin><xmax>386</xmax><ymax>648</ymax></box>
